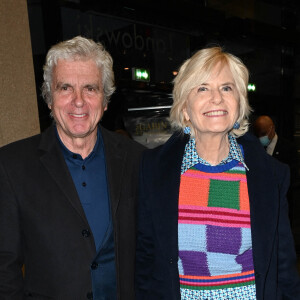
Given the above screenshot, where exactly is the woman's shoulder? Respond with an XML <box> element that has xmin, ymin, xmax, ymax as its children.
<box><xmin>140</xmin><ymin>131</ymin><xmax>189</xmax><ymax>173</ymax></box>
<box><xmin>238</xmin><ymin>132</ymin><xmax>289</xmax><ymax>178</ymax></box>
<box><xmin>143</xmin><ymin>131</ymin><xmax>188</xmax><ymax>157</ymax></box>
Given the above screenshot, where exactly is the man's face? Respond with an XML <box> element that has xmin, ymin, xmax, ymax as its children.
<box><xmin>49</xmin><ymin>59</ymin><xmax>107</xmax><ymax>144</ymax></box>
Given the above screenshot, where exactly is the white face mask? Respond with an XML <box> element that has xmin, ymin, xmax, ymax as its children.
<box><xmin>259</xmin><ymin>135</ymin><xmax>271</xmax><ymax>147</ymax></box>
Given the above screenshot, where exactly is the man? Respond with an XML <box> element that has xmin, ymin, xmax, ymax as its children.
<box><xmin>253</xmin><ymin>115</ymin><xmax>298</xmax><ymax>223</ymax></box>
<box><xmin>0</xmin><ymin>36</ymin><xmax>144</xmax><ymax>299</ymax></box>
<box><xmin>253</xmin><ymin>115</ymin><xmax>298</xmax><ymax>171</ymax></box>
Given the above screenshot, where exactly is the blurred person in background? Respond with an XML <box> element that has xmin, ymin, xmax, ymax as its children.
<box><xmin>135</xmin><ymin>47</ymin><xmax>300</xmax><ymax>299</ymax></box>
<box><xmin>0</xmin><ymin>36</ymin><xmax>144</xmax><ymax>299</ymax></box>
<box><xmin>253</xmin><ymin>115</ymin><xmax>298</xmax><ymax>169</ymax></box>
<box><xmin>253</xmin><ymin>115</ymin><xmax>299</xmax><ymax>225</ymax></box>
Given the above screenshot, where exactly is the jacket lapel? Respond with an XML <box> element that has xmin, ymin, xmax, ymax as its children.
<box><xmin>153</xmin><ymin>132</ymin><xmax>189</xmax><ymax>258</ymax></box>
<box><xmin>38</xmin><ymin>126</ymin><xmax>89</xmax><ymax>223</ymax></box>
<box><xmin>100</xmin><ymin>126</ymin><xmax>126</xmax><ymax>216</ymax></box>
<box><xmin>239</xmin><ymin>134</ymin><xmax>280</xmax><ymax>276</ymax></box>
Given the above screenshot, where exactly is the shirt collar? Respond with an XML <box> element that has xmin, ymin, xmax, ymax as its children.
<box><xmin>181</xmin><ymin>134</ymin><xmax>248</xmax><ymax>174</ymax></box>
<box><xmin>55</xmin><ymin>126</ymin><xmax>102</xmax><ymax>161</ymax></box>
<box><xmin>266</xmin><ymin>133</ymin><xmax>277</xmax><ymax>156</ymax></box>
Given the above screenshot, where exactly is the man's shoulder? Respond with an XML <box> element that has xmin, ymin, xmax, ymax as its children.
<box><xmin>0</xmin><ymin>126</ymin><xmax>56</xmax><ymax>161</ymax></box>
<box><xmin>0</xmin><ymin>132</ymin><xmax>42</xmax><ymax>155</ymax></box>
<box><xmin>0</xmin><ymin>134</ymin><xmax>44</xmax><ymax>172</ymax></box>
<box><xmin>276</xmin><ymin>136</ymin><xmax>296</xmax><ymax>151</ymax></box>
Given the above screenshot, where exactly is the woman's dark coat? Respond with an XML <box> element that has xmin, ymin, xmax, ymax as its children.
<box><xmin>135</xmin><ymin>131</ymin><xmax>300</xmax><ymax>300</ymax></box>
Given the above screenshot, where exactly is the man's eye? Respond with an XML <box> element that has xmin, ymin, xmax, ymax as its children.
<box><xmin>60</xmin><ymin>86</ymin><xmax>70</xmax><ymax>91</ymax></box>
<box><xmin>84</xmin><ymin>86</ymin><xmax>97</xmax><ymax>93</ymax></box>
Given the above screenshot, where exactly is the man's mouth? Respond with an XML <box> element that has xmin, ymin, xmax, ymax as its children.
<box><xmin>69</xmin><ymin>113</ymin><xmax>87</xmax><ymax>118</ymax></box>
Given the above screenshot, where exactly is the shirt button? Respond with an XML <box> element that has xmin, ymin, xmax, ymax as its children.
<box><xmin>86</xmin><ymin>292</ymin><xmax>93</xmax><ymax>299</ymax></box>
<box><xmin>82</xmin><ymin>229</ymin><xmax>90</xmax><ymax>237</ymax></box>
<box><xmin>82</xmin><ymin>165</ymin><xmax>86</xmax><ymax>170</ymax></box>
<box><xmin>82</xmin><ymin>182</ymin><xmax>86</xmax><ymax>187</ymax></box>
<box><xmin>169</xmin><ymin>258</ymin><xmax>173</xmax><ymax>264</ymax></box>
<box><xmin>91</xmin><ymin>262</ymin><xmax>98</xmax><ymax>270</ymax></box>
<box><xmin>72</xmin><ymin>154</ymin><xmax>77</xmax><ymax>159</ymax></box>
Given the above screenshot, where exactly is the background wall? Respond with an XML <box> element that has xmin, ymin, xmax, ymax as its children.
<box><xmin>0</xmin><ymin>0</ymin><xmax>40</xmax><ymax>147</ymax></box>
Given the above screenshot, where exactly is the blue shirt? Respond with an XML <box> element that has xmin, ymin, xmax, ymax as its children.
<box><xmin>56</xmin><ymin>128</ymin><xmax>110</xmax><ymax>251</ymax></box>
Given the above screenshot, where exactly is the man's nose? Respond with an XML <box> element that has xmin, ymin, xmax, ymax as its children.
<box><xmin>72</xmin><ymin>90</ymin><xmax>85</xmax><ymax>107</ymax></box>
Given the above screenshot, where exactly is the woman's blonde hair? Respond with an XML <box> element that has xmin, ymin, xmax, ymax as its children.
<box><xmin>170</xmin><ymin>46</ymin><xmax>252</xmax><ymax>137</ymax></box>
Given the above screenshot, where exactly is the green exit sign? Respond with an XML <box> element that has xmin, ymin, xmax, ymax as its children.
<box><xmin>248</xmin><ymin>83</ymin><xmax>256</xmax><ymax>92</ymax></box>
<box><xmin>132</xmin><ymin>68</ymin><xmax>150</xmax><ymax>82</ymax></box>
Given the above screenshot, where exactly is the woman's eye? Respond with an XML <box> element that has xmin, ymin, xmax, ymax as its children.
<box><xmin>198</xmin><ymin>86</ymin><xmax>207</xmax><ymax>92</ymax></box>
<box><xmin>222</xmin><ymin>86</ymin><xmax>232</xmax><ymax>91</ymax></box>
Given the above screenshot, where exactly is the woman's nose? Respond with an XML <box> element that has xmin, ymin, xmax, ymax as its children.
<box><xmin>210</xmin><ymin>88</ymin><xmax>223</xmax><ymax>104</ymax></box>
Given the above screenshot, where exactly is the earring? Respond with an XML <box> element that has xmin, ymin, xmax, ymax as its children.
<box><xmin>233</xmin><ymin>122</ymin><xmax>240</xmax><ymax>129</ymax></box>
<box><xmin>184</xmin><ymin>126</ymin><xmax>191</xmax><ymax>134</ymax></box>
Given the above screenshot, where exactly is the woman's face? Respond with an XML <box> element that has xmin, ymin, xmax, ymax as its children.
<box><xmin>183</xmin><ymin>63</ymin><xmax>239</xmax><ymax>138</ymax></box>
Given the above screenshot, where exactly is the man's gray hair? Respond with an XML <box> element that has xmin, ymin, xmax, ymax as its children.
<box><xmin>41</xmin><ymin>36</ymin><xmax>115</xmax><ymax>107</ymax></box>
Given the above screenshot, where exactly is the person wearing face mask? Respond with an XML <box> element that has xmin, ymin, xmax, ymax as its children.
<box><xmin>253</xmin><ymin>115</ymin><xmax>298</xmax><ymax>169</ymax></box>
<box><xmin>253</xmin><ymin>116</ymin><xmax>274</xmax><ymax>150</ymax></box>
<box><xmin>253</xmin><ymin>115</ymin><xmax>299</xmax><ymax>225</ymax></box>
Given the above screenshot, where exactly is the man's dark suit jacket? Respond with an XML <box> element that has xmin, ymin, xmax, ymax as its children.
<box><xmin>0</xmin><ymin>124</ymin><xmax>144</xmax><ymax>299</ymax></box>
<box><xmin>135</xmin><ymin>131</ymin><xmax>300</xmax><ymax>300</ymax></box>
<box><xmin>273</xmin><ymin>136</ymin><xmax>297</xmax><ymax>164</ymax></box>
<box><xmin>272</xmin><ymin>136</ymin><xmax>298</xmax><ymax>185</ymax></box>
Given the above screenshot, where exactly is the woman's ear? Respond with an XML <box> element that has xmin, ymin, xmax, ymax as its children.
<box><xmin>182</xmin><ymin>107</ymin><xmax>190</xmax><ymax>122</ymax></box>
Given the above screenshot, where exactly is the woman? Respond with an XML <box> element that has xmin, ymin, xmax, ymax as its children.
<box><xmin>135</xmin><ymin>47</ymin><xmax>300</xmax><ymax>299</ymax></box>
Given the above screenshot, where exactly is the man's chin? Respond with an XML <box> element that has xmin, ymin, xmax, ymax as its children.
<box><xmin>57</xmin><ymin>126</ymin><xmax>98</xmax><ymax>141</ymax></box>
<box><xmin>68</xmin><ymin>125</ymin><xmax>98</xmax><ymax>138</ymax></box>
<box><xmin>70</xmin><ymin>130</ymin><xmax>95</xmax><ymax>139</ymax></box>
